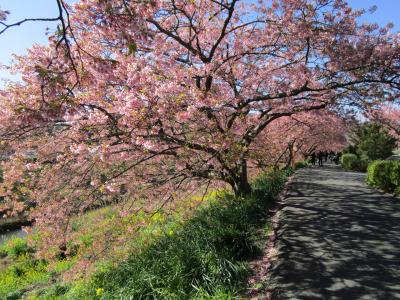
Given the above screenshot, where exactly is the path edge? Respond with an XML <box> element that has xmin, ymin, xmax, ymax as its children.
<box><xmin>244</xmin><ymin>171</ymin><xmax>296</xmax><ymax>299</ymax></box>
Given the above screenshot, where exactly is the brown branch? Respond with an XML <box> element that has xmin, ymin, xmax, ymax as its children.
<box><xmin>207</xmin><ymin>0</ymin><xmax>237</xmax><ymax>62</ymax></box>
<box><xmin>0</xmin><ymin>17</ymin><xmax>60</xmax><ymax>35</ymax></box>
<box><xmin>146</xmin><ymin>18</ymin><xmax>209</xmax><ymax>63</ymax></box>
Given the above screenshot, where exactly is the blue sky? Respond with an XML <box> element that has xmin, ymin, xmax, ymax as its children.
<box><xmin>0</xmin><ymin>0</ymin><xmax>399</xmax><ymax>84</ymax></box>
<box><xmin>0</xmin><ymin>0</ymin><xmax>74</xmax><ymax>84</ymax></box>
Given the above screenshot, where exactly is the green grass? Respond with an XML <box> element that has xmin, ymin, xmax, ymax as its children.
<box><xmin>0</xmin><ymin>252</ymin><xmax>49</xmax><ymax>299</ymax></box>
<box><xmin>0</xmin><ymin>237</ymin><xmax>33</xmax><ymax>258</ymax></box>
<box><xmin>0</xmin><ymin>169</ymin><xmax>292</xmax><ymax>299</ymax></box>
<box><xmin>0</xmin><ymin>238</ymin><xmax>75</xmax><ymax>299</ymax></box>
<box><xmin>52</xmin><ymin>169</ymin><xmax>290</xmax><ymax>299</ymax></box>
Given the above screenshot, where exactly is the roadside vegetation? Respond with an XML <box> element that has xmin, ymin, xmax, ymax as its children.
<box><xmin>0</xmin><ymin>169</ymin><xmax>292</xmax><ymax>299</ymax></box>
<box><xmin>367</xmin><ymin>161</ymin><xmax>400</xmax><ymax>196</ymax></box>
<box><xmin>341</xmin><ymin>123</ymin><xmax>396</xmax><ymax>172</ymax></box>
<box><xmin>339</xmin><ymin>122</ymin><xmax>399</xmax><ymax>197</ymax></box>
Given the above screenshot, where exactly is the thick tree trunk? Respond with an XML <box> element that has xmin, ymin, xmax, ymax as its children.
<box><xmin>231</xmin><ymin>159</ymin><xmax>252</xmax><ymax>197</ymax></box>
<box><xmin>290</xmin><ymin>142</ymin><xmax>295</xmax><ymax>168</ymax></box>
<box><xmin>286</xmin><ymin>142</ymin><xmax>295</xmax><ymax>169</ymax></box>
<box><xmin>234</xmin><ymin>178</ymin><xmax>252</xmax><ymax>196</ymax></box>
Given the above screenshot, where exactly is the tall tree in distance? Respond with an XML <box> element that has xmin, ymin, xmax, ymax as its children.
<box><xmin>351</xmin><ymin>123</ymin><xmax>397</xmax><ymax>161</ymax></box>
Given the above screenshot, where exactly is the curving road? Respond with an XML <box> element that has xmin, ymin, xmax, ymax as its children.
<box><xmin>267</xmin><ymin>165</ymin><xmax>400</xmax><ymax>300</ymax></box>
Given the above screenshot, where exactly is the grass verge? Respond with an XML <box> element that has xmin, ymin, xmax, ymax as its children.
<box><xmin>0</xmin><ymin>169</ymin><xmax>292</xmax><ymax>299</ymax></box>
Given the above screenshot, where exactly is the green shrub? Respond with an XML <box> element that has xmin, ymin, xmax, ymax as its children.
<box><xmin>351</xmin><ymin>123</ymin><xmax>396</xmax><ymax>161</ymax></box>
<box><xmin>294</xmin><ymin>161</ymin><xmax>308</xmax><ymax>170</ymax></box>
<box><xmin>367</xmin><ymin>160</ymin><xmax>400</xmax><ymax>193</ymax></box>
<box><xmin>60</xmin><ymin>170</ymin><xmax>290</xmax><ymax>300</ymax></box>
<box><xmin>388</xmin><ymin>161</ymin><xmax>400</xmax><ymax>196</ymax></box>
<box><xmin>390</xmin><ymin>162</ymin><xmax>400</xmax><ymax>188</ymax></box>
<box><xmin>340</xmin><ymin>154</ymin><xmax>368</xmax><ymax>172</ymax></box>
<box><xmin>358</xmin><ymin>158</ymin><xmax>369</xmax><ymax>172</ymax></box>
<box><xmin>341</xmin><ymin>154</ymin><xmax>360</xmax><ymax>171</ymax></box>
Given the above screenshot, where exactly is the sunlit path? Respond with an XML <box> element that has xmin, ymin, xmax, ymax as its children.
<box><xmin>267</xmin><ymin>165</ymin><xmax>400</xmax><ymax>300</ymax></box>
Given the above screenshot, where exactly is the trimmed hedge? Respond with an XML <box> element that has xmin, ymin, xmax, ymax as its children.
<box><xmin>367</xmin><ymin>160</ymin><xmax>400</xmax><ymax>195</ymax></box>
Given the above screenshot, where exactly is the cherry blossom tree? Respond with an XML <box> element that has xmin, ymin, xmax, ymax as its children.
<box><xmin>0</xmin><ymin>0</ymin><xmax>399</xmax><ymax>250</ymax></box>
<box><xmin>368</xmin><ymin>104</ymin><xmax>400</xmax><ymax>142</ymax></box>
<box><xmin>253</xmin><ymin>110</ymin><xmax>348</xmax><ymax>168</ymax></box>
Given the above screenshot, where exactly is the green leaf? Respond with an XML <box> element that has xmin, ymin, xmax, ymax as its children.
<box><xmin>128</xmin><ymin>42</ymin><xmax>137</xmax><ymax>56</ymax></box>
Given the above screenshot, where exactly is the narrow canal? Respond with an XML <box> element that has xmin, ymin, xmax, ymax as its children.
<box><xmin>0</xmin><ymin>228</ymin><xmax>26</xmax><ymax>244</ymax></box>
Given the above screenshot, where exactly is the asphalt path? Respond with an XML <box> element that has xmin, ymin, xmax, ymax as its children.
<box><xmin>267</xmin><ymin>165</ymin><xmax>400</xmax><ymax>300</ymax></box>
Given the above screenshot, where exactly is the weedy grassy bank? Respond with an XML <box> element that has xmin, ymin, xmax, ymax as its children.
<box><xmin>0</xmin><ymin>169</ymin><xmax>291</xmax><ymax>299</ymax></box>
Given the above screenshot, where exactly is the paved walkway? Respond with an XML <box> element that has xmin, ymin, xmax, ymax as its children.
<box><xmin>267</xmin><ymin>165</ymin><xmax>400</xmax><ymax>300</ymax></box>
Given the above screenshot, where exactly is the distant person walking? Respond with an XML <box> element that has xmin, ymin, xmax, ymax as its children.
<box><xmin>317</xmin><ymin>152</ymin><xmax>324</xmax><ymax>167</ymax></box>
<box><xmin>311</xmin><ymin>153</ymin><xmax>316</xmax><ymax>166</ymax></box>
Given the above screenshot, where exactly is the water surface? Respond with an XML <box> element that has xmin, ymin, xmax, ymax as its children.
<box><xmin>0</xmin><ymin>228</ymin><xmax>26</xmax><ymax>245</ymax></box>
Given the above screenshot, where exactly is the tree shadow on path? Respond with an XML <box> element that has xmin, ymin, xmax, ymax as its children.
<box><xmin>268</xmin><ymin>166</ymin><xmax>400</xmax><ymax>300</ymax></box>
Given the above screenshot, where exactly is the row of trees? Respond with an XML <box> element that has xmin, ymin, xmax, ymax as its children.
<box><xmin>0</xmin><ymin>0</ymin><xmax>399</xmax><ymax>256</ymax></box>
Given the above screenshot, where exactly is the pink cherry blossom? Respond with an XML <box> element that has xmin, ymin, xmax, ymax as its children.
<box><xmin>0</xmin><ymin>0</ymin><xmax>398</xmax><ymax>263</ymax></box>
